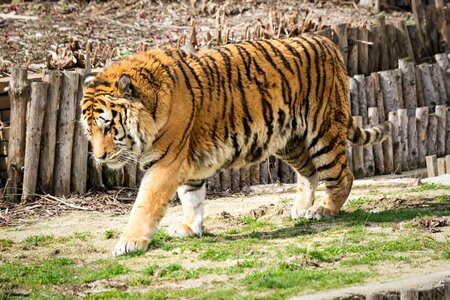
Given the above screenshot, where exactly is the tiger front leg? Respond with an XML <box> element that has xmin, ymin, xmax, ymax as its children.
<box><xmin>166</xmin><ymin>180</ymin><xmax>205</xmax><ymax>238</ymax></box>
<box><xmin>112</xmin><ymin>164</ymin><xmax>183</xmax><ymax>256</ymax></box>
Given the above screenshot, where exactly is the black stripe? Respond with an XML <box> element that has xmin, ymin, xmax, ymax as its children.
<box><xmin>317</xmin><ymin>151</ymin><xmax>345</xmax><ymax>172</ymax></box>
<box><xmin>259</xmin><ymin>40</ymin><xmax>294</xmax><ymax>74</ymax></box>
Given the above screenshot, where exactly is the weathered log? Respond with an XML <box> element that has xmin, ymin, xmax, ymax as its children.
<box><xmin>398</xmin><ymin>58</ymin><xmax>418</xmax><ymax>117</ymax></box>
<box><xmin>349</xmin><ymin>77</ymin><xmax>359</xmax><ymax>116</ymax></box>
<box><xmin>259</xmin><ymin>159</ymin><xmax>269</xmax><ymax>184</ymax></box>
<box><xmin>446</xmin><ymin>155</ymin><xmax>450</xmax><ymax>174</ymax></box>
<box><xmin>268</xmin><ymin>156</ymin><xmax>279</xmax><ymax>183</ymax></box>
<box><xmin>437</xmin><ymin>157</ymin><xmax>446</xmax><ymax>176</ymax></box>
<box><xmin>358</xmin><ymin>26</ymin><xmax>370</xmax><ymax>75</ymax></box>
<box><xmin>123</xmin><ymin>163</ymin><xmax>138</xmax><ymax>187</ymax></box>
<box><xmin>39</xmin><ymin>70</ymin><xmax>61</xmax><ymax>194</ymax></box>
<box><xmin>213</xmin><ymin>172</ymin><xmax>221</xmax><ymax>192</ymax></box>
<box><xmin>375</xmin><ymin>15</ymin><xmax>390</xmax><ymax>71</ymax></box>
<box><xmin>371</xmin><ymin>72</ymin><xmax>385</xmax><ymax>123</ymax></box>
<box><xmin>71</xmin><ymin>69</ymin><xmax>89</xmax><ymax>193</ymax></box>
<box><xmin>386</xmin><ymin>24</ymin><xmax>400</xmax><ymax>69</ymax></box>
<box><xmin>426</xmin><ymin>114</ymin><xmax>438</xmax><ymax>156</ymax></box>
<box><xmin>103</xmin><ymin>165</ymin><xmax>124</xmax><ymax>189</ymax></box>
<box><xmin>411</xmin><ymin>0</ymin><xmax>430</xmax><ymax>61</ymax></box>
<box><xmin>431</xmin><ymin>63</ymin><xmax>448</xmax><ymax>106</ymax></box>
<box><xmin>414</xmin><ymin>65</ymin><xmax>426</xmax><ymax>107</ymax></box>
<box><xmin>416</xmin><ymin>106</ymin><xmax>429</xmax><ymax>168</ymax></box>
<box><xmin>368</xmin><ymin>24</ymin><xmax>381</xmax><ymax>74</ymax></box>
<box><xmin>447</xmin><ymin>108</ymin><xmax>450</xmax><ymax>155</ymax></box>
<box><xmin>435</xmin><ymin>105</ymin><xmax>447</xmax><ymax>158</ymax></box>
<box><xmin>352</xmin><ymin>116</ymin><xmax>365</xmax><ymax>179</ymax></box>
<box><xmin>6</xmin><ymin>67</ymin><xmax>29</xmax><ymax>201</ymax></box>
<box><xmin>21</xmin><ymin>82</ymin><xmax>48</xmax><ymax>201</ymax></box>
<box><xmin>408</xmin><ymin>115</ymin><xmax>419</xmax><ymax>170</ymax></box>
<box><xmin>379</xmin><ymin>70</ymin><xmax>401</xmax><ymax>115</ymax></box>
<box><xmin>250</xmin><ymin>163</ymin><xmax>260</xmax><ymax>186</ymax></box>
<box><xmin>417</xmin><ymin>63</ymin><xmax>437</xmax><ymax>110</ymax></box>
<box><xmin>53</xmin><ymin>71</ymin><xmax>79</xmax><ymax>196</ymax></box>
<box><xmin>280</xmin><ymin>160</ymin><xmax>292</xmax><ymax>183</ymax></box>
<box><xmin>87</xmin><ymin>153</ymin><xmax>104</xmax><ymax>191</ymax></box>
<box><xmin>434</xmin><ymin>53</ymin><xmax>450</xmax><ymax>101</ymax></box>
<box><xmin>231</xmin><ymin>168</ymin><xmax>240</xmax><ymax>191</ymax></box>
<box><xmin>388</xmin><ymin>111</ymin><xmax>402</xmax><ymax>174</ymax></box>
<box><xmin>368</xmin><ymin>107</ymin><xmax>385</xmax><ymax>175</ymax></box>
<box><xmin>220</xmin><ymin>169</ymin><xmax>231</xmax><ymax>191</ymax></box>
<box><xmin>397</xmin><ymin>109</ymin><xmax>409</xmax><ymax>171</ymax></box>
<box><xmin>426</xmin><ymin>155</ymin><xmax>437</xmax><ymax>177</ymax></box>
<box><xmin>393</xmin><ymin>20</ymin><xmax>415</xmax><ymax>60</ymax></box>
<box><xmin>354</xmin><ymin>75</ymin><xmax>368</xmax><ymax>124</ymax></box>
<box><xmin>400</xmin><ymin>289</ymin><xmax>419</xmax><ymax>300</ymax></box>
<box><xmin>347</xmin><ymin>27</ymin><xmax>359</xmax><ymax>76</ymax></box>
<box><xmin>365</xmin><ymin>76</ymin><xmax>376</xmax><ymax>108</ymax></box>
<box><xmin>406</xmin><ymin>23</ymin><xmax>421</xmax><ymax>63</ymax></box>
<box><xmin>331</xmin><ymin>23</ymin><xmax>348</xmax><ymax>67</ymax></box>
<box><xmin>363</xmin><ymin>125</ymin><xmax>375</xmax><ymax>177</ymax></box>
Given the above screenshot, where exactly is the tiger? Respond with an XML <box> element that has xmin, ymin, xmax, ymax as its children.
<box><xmin>81</xmin><ymin>35</ymin><xmax>391</xmax><ymax>256</ymax></box>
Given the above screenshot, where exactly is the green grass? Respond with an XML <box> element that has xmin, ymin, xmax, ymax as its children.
<box><xmin>0</xmin><ymin>258</ymin><xmax>128</xmax><ymax>287</ymax></box>
<box><xmin>148</xmin><ymin>230</ymin><xmax>174</xmax><ymax>251</ymax></box>
<box><xmin>104</xmin><ymin>229</ymin><xmax>115</xmax><ymax>239</ymax></box>
<box><xmin>23</xmin><ymin>234</ymin><xmax>54</xmax><ymax>247</ymax></box>
<box><xmin>410</xmin><ymin>182</ymin><xmax>450</xmax><ymax>192</ymax></box>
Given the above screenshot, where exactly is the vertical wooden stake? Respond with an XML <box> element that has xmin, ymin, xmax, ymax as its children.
<box><xmin>352</xmin><ymin>116</ymin><xmax>365</xmax><ymax>179</ymax></box>
<box><xmin>6</xmin><ymin>67</ymin><xmax>29</xmax><ymax>201</ymax></box>
<box><xmin>250</xmin><ymin>164</ymin><xmax>260</xmax><ymax>186</ymax></box>
<box><xmin>259</xmin><ymin>159</ymin><xmax>270</xmax><ymax>184</ymax></box>
<box><xmin>389</xmin><ymin>111</ymin><xmax>402</xmax><ymax>174</ymax></box>
<box><xmin>426</xmin><ymin>114</ymin><xmax>438</xmax><ymax>156</ymax></box>
<box><xmin>445</xmin><ymin>155</ymin><xmax>450</xmax><ymax>174</ymax></box>
<box><xmin>417</xmin><ymin>63</ymin><xmax>437</xmax><ymax>109</ymax></box>
<box><xmin>398</xmin><ymin>58</ymin><xmax>418</xmax><ymax>117</ymax></box>
<box><xmin>355</xmin><ymin>75</ymin><xmax>368</xmax><ymax>125</ymax></box>
<box><xmin>398</xmin><ymin>109</ymin><xmax>409</xmax><ymax>171</ymax></box>
<box><xmin>416</xmin><ymin>107</ymin><xmax>429</xmax><ymax>168</ymax></box>
<box><xmin>21</xmin><ymin>82</ymin><xmax>48</xmax><ymax>201</ymax></box>
<box><xmin>231</xmin><ymin>168</ymin><xmax>240</xmax><ymax>191</ymax></box>
<box><xmin>331</xmin><ymin>24</ymin><xmax>348</xmax><ymax>67</ymax></box>
<box><xmin>426</xmin><ymin>155</ymin><xmax>437</xmax><ymax>177</ymax></box>
<box><xmin>347</xmin><ymin>27</ymin><xmax>359</xmax><ymax>76</ymax></box>
<box><xmin>39</xmin><ymin>70</ymin><xmax>61</xmax><ymax>194</ymax></box>
<box><xmin>435</xmin><ymin>105</ymin><xmax>447</xmax><ymax>157</ymax></box>
<box><xmin>53</xmin><ymin>71</ymin><xmax>79</xmax><ymax>196</ymax></box>
<box><xmin>431</xmin><ymin>63</ymin><xmax>448</xmax><ymax>106</ymax></box>
<box><xmin>437</xmin><ymin>158</ymin><xmax>446</xmax><ymax>176</ymax></box>
<box><xmin>368</xmin><ymin>107</ymin><xmax>385</xmax><ymax>175</ymax></box>
<box><xmin>434</xmin><ymin>53</ymin><xmax>450</xmax><ymax>101</ymax></box>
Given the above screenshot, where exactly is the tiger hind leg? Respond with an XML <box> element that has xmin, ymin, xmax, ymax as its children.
<box><xmin>166</xmin><ymin>180</ymin><xmax>205</xmax><ymax>237</ymax></box>
<box><xmin>305</xmin><ymin>147</ymin><xmax>354</xmax><ymax>220</ymax></box>
<box><xmin>277</xmin><ymin>141</ymin><xmax>318</xmax><ymax>220</ymax></box>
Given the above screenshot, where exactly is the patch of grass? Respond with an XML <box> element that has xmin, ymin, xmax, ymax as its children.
<box><xmin>104</xmin><ymin>229</ymin><xmax>115</xmax><ymax>239</ymax></box>
<box><xmin>121</xmin><ymin>248</ymin><xmax>146</xmax><ymax>258</ymax></box>
<box><xmin>0</xmin><ymin>239</ymin><xmax>13</xmax><ymax>250</ymax></box>
<box><xmin>148</xmin><ymin>230</ymin><xmax>174</xmax><ymax>251</ymax></box>
<box><xmin>0</xmin><ymin>258</ymin><xmax>128</xmax><ymax>287</ymax></box>
<box><xmin>443</xmin><ymin>250</ymin><xmax>450</xmax><ymax>259</ymax></box>
<box><xmin>72</xmin><ymin>231</ymin><xmax>92</xmax><ymax>241</ymax></box>
<box><xmin>201</xmin><ymin>246</ymin><xmax>233</xmax><ymax>261</ymax></box>
<box><xmin>410</xmin><ymin>182</ymin><xmax>450</xmax><ymax>192</ymax></box>
<box><xmin>23</xmin><ymin>234</ymin><xmax>54</xmax><ymax>247</ymax></box>
<box><xmin>346</xmin><ymin>197</ymin><xmax>369</xmax><ymax>208</ymax></box>
<box><xmin>246</xmin><ymin>267</ymin><xmax>367</xmax><ymax>292</ymax></box>
<box><xmin>436</xmin><ymin>194</ymin><xmax>450</xmax><ymax>202</ymax></box>
<box><xmin>86</xmin><ymin>290</ymin><xmax>143</xmax><ymax>300</ymax></box>
<box><xmin>141</xmin><ymin>263</ymin><xmax>198</xmax><ymax>280</ymax></box>
<box><xmin>224</xmin><ymin>228</ymin><xmax>241</xmax><ymax>235</ymax></box>
<box><xmin>119</xmin><ymin>49</ymin><xmax>133</xmax><ymax>59</ymax></box>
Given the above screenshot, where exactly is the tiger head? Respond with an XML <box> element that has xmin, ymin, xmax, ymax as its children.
<box><xmin>81</xmin><ymin>53</ymin><xmax>171</xmax><ymax>169</ymax></box>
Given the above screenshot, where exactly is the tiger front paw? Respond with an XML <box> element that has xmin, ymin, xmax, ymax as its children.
<box><xmin>304</xmin><ymin>205</ymin><xmax>338</xmax><ymax>220</ymax></box>
<box><xmin>166</xmin><ymin>222</ymin><xmax>202</xmax><ymax>238</ymax></box>
<box><xmin>112</xmin><ymin>235</ymin><xmax>149</xmax><ymax>257</ymax></box>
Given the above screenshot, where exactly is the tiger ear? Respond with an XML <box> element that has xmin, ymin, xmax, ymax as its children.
<box><xmin>117</xmin><ymin>74</ymin><xmax>135</xmax><ymax>97</ymax></box>
<box><xmin>82</xmin><ymin>73</ymin><xmax>96</xmax><ymax>88</ymax></box>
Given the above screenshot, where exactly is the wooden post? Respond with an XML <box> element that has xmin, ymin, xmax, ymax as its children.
<box><xmin>347</xmin><ymin>27</ymin><xmax>359</xmax><ymax>76</ymax></box>
<box><xmin>375</xmin><ymin>15</ymin><xmax>390</xmax><ymax>71</ymax></box>
<box><xmin>220</xmin><ymin>170</ymin><xmax>231</xmax><ymax>191</ymax></box>
<box><xmin>400</xmin><ymin>290</ymin><xmax>419</xmax><ymax>300</ymax></box>
<box><xmin>435</xmin><ymin>105</ymin><xmax>447</xmax><ymax>158</ymax></box>
<box><xmin>213</xmin><ymin>173</ymin><xmax>221</xmax><ymax>192</ymax></box>
<box><xmin>426</xmin><ymin>155</ymin><xmax>437</xmax><ymax>177</ymax></box>
<box><xmin>250</xmin><ymin>163</ymin><xmax>260</xmax><ymax>186</ymax></box>
<box><xmin>87</xmin><ymin>153</ymin><xmax>104</xmax><ymax>191</ymax></box>
<box><xmin>352</xmin><ymin>116</ymin><xmax>365</xmax><ymax>178</ymax></box>
<box><xmin>379</xmin><ymin>70</ymin><xmax>401</xmax><ymax>116</ymax></box>
<box><xmin>331</xmin><ymin>23</ymin><xmax>348</xmax><ymax>68</ymax></box>
<box><xmin>437</xmin><ymin>157</ymin><xmax>446</xmax><ymax>176</ymax></box>
<box><xmin>259</xmin><ymin>159</ymin><xmax>269</xmax><ymax>184</ymax></box>
<box><xmin>393</xmin><ymin>20</ymin><xmax>415</xmax><ymax>60</ymax></box>
<box><xmin>280</xmin><ymin>160</ymin><xmax>292</xmax><ymax>183</ymax></box>
<box><xmin>368</xmin><ymin>24</ymin><xmax>381</xmax><ymax>74</ymax></box>
<box><xmin>426</xmin><ymin>114</ymin><xmax>438</xmax><ymax>156</ymax></box>
<box><xmin>355</xmin><ymin>75</ymin><xmax>368</xmax><ymax>125</ymax></box>
<box><xmin>398</xmin><ymin>58</ymin><xmax>418</xmax><ymax>117</ymax></box>
<box><xmin>363</xmin><ymin>125</ymin><xmax>375</xmax><ymax>177</ymax></box>
<box><xmin>408</xmin><ymin>115</ymin><xmax>419</xmax><ymax>170</ymax></box>
<box><xmin>6</xmin><ymin>67</ymin><xmax>29</xmax><ymax>201</ymax></box>
<box><xmin>124</xmin><ymin>163</ymin><xmax>138</xmax><ymax>187</ymax></box>
<box><xmin>268</xmin><ymin>156</ymin><xmax>279</xmax><ymax>183</ymax></box>
<box><xmin>231</xmin><ymin>168</ymin><xmax>240</xmax><ymax>191</ymax></box>
<box><xmin>39</xmin><ymin>70</ymin><xmax>61</xmax><ymax>194</ymax></box>
<box><xmin>349</xmin><ymin>77</ymin><xmax>359</xmax><ymax>116</ymax></box>
<box><xmin>411</xmin><ymin>0</ymin><xmax>429</xmax><ymax>61</ymax></box>
<box><xmin>386</xmin><ymin>24</ymin><xmax>400</xmax><ymax>69</ymax></box>
<box><xmin>416</xmin><ymin>107</ymin><xmax>429</xmax><ymax>168</ymax></box>
<box><xmin>71</xmin><ymin>69</ymin><xmax>89</xmax><ymax>193</ymax></box>
<box><xmin>368</xmin><ymin>108</ymin><xmax>385</xmax><ymax>175</ymax></box>
<box><xmin>53</xmin><ymin>71</ymin><xmax>79</xmax><ymax>196</ymax></box>
<box><xmin>398</xmin><ymin>109</ymin><xmax>409</xmax><ymax>171</ymax></box>
<box><xmin>21</xmin><ymin>82</ymin><xmax>48</xmax><ymax>201</ymax></box>
<box><xmin>434</xmin><ymin>53</ymin><xmax>450</xmax><ymax>101</ymax></box>
<box><xmin>371</xmin><ymin>72</ymin><xmax>385</xmax><ymax>123</ymax></box>
<box><xmin>389</xmin><ymin>111</ymin><xmax>402</xmax><ymax>174</ymax></box>
<box><xmin>431</xmin><ymin>63</ymin><xmax>448</xmax><ymax>105</ymax></box>
<box><xmin>446</xmin><ymin>155</ymin><xmax>450</xmax><ymax>174</ymax></box>
<box><xmin>417</xmin><ymin>63</ymin><xmax>437</xmax><ymax>109</ymax></box>
<box><xmin>447</xmin><ymin>108</ymin><xmax>450</xmax><ymax>155</ymax></box>
<box><xmin>414</xmin><ymin>65</ymin><xmax>426</xmax><ymax>107</ymax></box>
<box><xmin>365</xmin><ymin>77</ymin><xmax>376</xmax><ymax>108</ymax></box>
<box><xmin>358</xmin><ymin>26</ymin><xmax>370</xmax><ymax>75</ymax></box>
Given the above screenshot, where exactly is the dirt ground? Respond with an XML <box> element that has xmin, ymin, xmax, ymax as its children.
<box><xmin>0</xmin><ymin>179</ymin><xmax>449</xmax><ymax>299</ymax></box>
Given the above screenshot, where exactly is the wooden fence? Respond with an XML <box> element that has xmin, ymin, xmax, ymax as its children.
<box><xmin>1</xmin><ymin>6</ymin><xmax>450</xmax><ymax>200</ymax></box>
